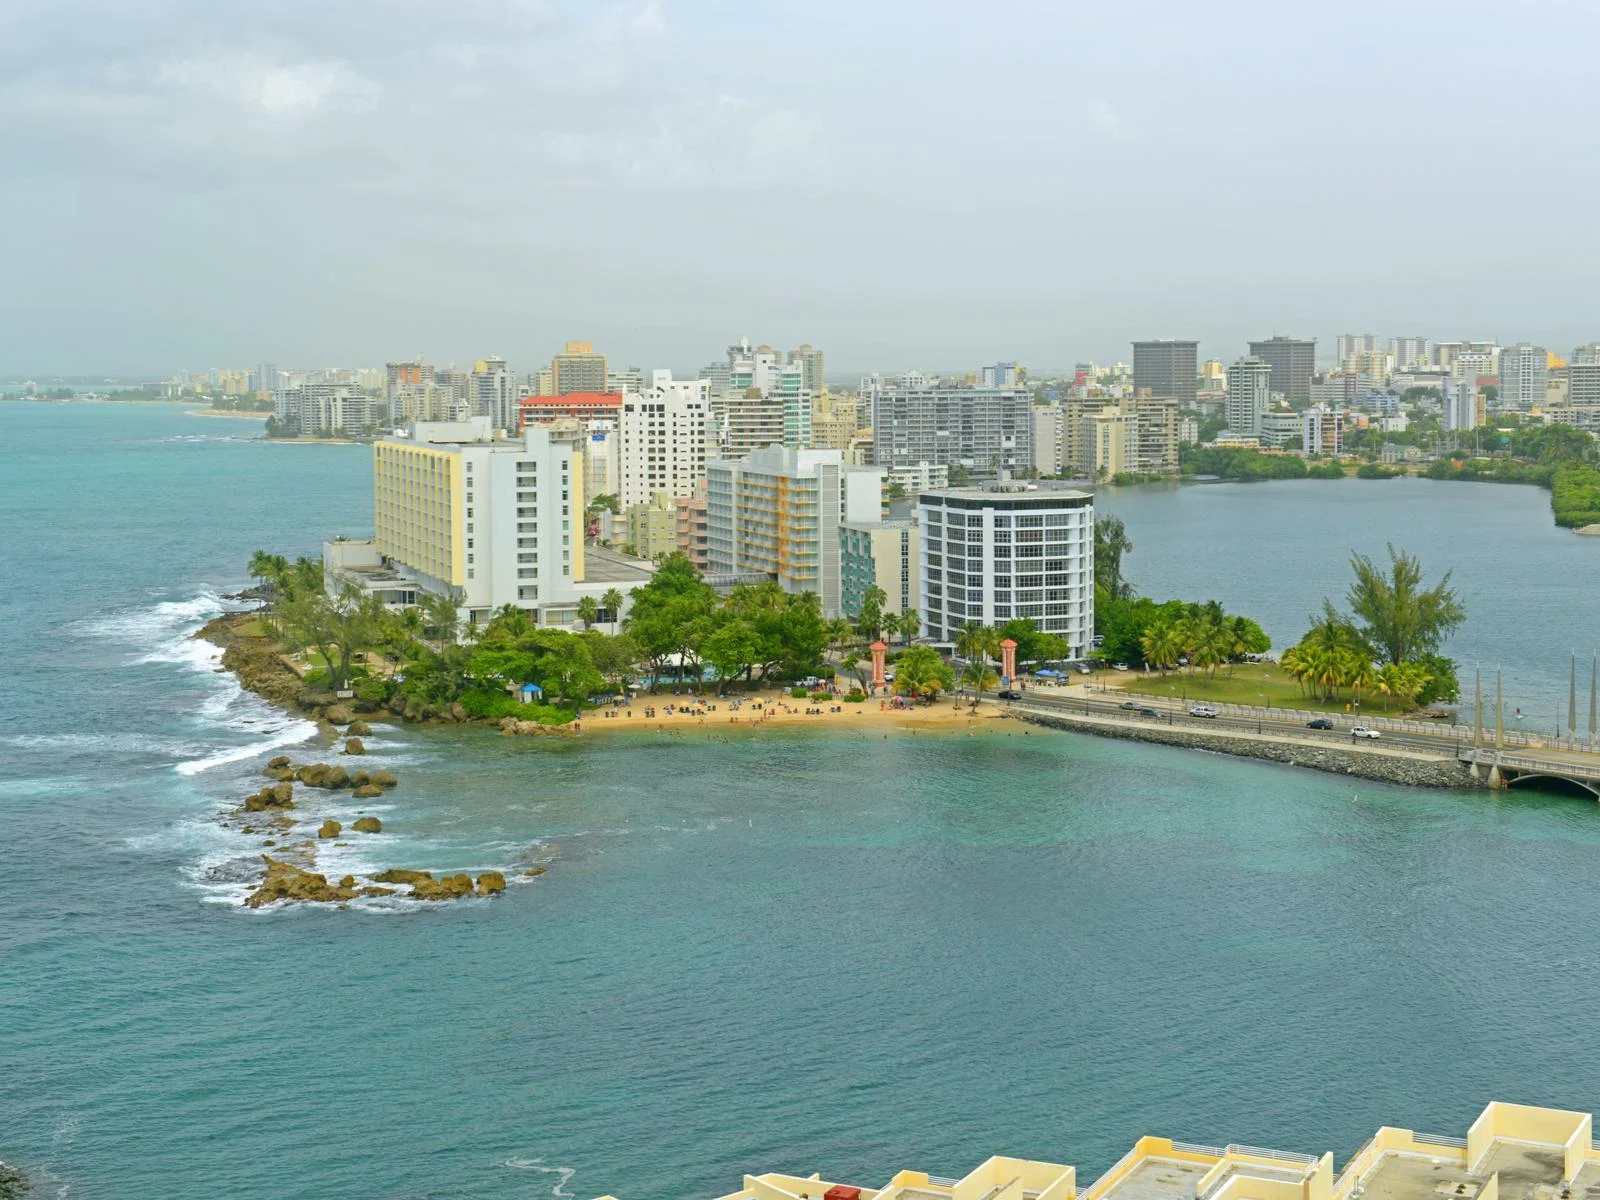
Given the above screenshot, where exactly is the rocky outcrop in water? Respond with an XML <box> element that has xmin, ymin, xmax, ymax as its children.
<box><xmin>343</xmin><ymin>737</ymin><xmax>365</xmax><ymax>755</ymax></box>
<box><xmin>373</xmin><ymin>868</ymin><xmax>432</xmax><ymax>885</ymax></box>
<box><xmin>245</xmin><ymin>857</ymin><xmax>356</xmax><ymax>907</ymax></box>
<box><xmin>498</xmin><ymin>716</ymin><xmax>579</xmax><ymax>738</ymax></box>
<box><xmin>0</xmin><ymin>1160</ymin><xmax>30</xmax><ymax>1199</ymax></box>
<box><xmin>476</xmin><ymin>871</ymin><xmax>506</xmax><ymax>896</ymax></box>
<box><xmin>352</xmin><ymin>816</ymin><xmax>382</xmax><ymax>833</ymax></box>
<box><xmin>325</xmin><ymin>704</ymin><xmax>355</xmax><ymax>726</ymax></box>
<box><xmin>412</xmin><ymin>873</ymin><xmax>475</xmax><ymax>900</ymax></box>
<box><xmin>351</xmin><ymin>784</ymin><xmax>384</xmax><ymax>799</ymax></box>
<box><xmin>242</xmin><ymin>782</ymin><xmax>294</xmax><ymax>812</ymax></box>
<box><xmin>318</xmin><ymin>819</ymin><xmax>342</xmax><ymax>839</ymax></box>
<box><xmin>348</xmin><ymin>719</ymin><xmax>373</xmax><ymax>737</ymax></box>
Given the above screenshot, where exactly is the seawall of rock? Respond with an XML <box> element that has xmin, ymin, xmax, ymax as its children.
<box><xmin>1018</xmin><ymin>709</ymin><xmax>1480</xmax><ymax>790</ymax></box>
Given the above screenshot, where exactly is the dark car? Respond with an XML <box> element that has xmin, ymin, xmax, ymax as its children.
<box><xmin>1306</xmin><ymin>718</ymin><xmax>1335</xmax><ymax>730</ymax></box>
<box><xmin>1138</xmin><ymin>707</ymin><xmax>1162</xmax><ymax>718</ymax></box>
<box><xmin>997</xmin><ymin>689</ymin><xmax>1022</xmax><ymax>701</ymax></box>
<box><xmin>1119</xmin><ymin>700</ymin><xmax>1142</xmax><ymax>710</ymax></box>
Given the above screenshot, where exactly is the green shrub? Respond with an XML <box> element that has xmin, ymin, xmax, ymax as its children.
<box><xmin>457</xmin><ymin>687</ymin><xmax>575</xmax><ymax>723</ymax></box>
<box><xmin>790</xmin><ymin>686</ymin><xmax>810</xmax><ymax>699</ymax></box>
<box><xmin>355</xmin><ymin>677</ymin><xmax>392</xmax><ymax>705</ymax></box>
<box><xmin>843</xmin><ymin>691</ymin><xmax>866</xmax><ymax>702</ymax></box>
<box><xmin>1355</xmin><ymin>462</ymin><xmax>1398</xmax><ymax>480</ymax></box>
<box><xmin>809</xmin><ymin>690</ymin><xmax>830</xmax><ymax>701</ymax></box>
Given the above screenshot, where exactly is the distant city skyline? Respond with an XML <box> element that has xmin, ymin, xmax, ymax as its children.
<box><xmin>13</xmin><ymin>327</ymin><xmax>1600</xmax><ymax>385</ymax></box>
<box><xmin>6</xmin><ymin>1</ymin><xmax>1600</xmax><ymax>374</ymax></box>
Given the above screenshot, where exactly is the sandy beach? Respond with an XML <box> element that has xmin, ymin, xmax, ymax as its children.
<box><xmin>576</xmin><ymin>691</ymin><xmax>1021</xmax><ymax>736</ymax></box>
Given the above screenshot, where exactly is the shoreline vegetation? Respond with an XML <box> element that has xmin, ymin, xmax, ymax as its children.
<box><xmin>1177</xmin><ymin>422</ymin><xmax>1600</xmax><ymax>531</ymax></box>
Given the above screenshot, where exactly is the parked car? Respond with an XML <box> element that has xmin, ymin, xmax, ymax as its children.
<box><xmin>1351</xmin><ymin>726</ymin><xmax>1381</xmax><ymax>740</ymax></box>
<box><xmin>1112</xmin><ymin>663</ymin><xmax>1130</xmax><ymax>671</ymax></box>
<box><xmin>1306</xmin><ymin>718</ymin><xmax>1335</xmax><ymax>730</ymax></box>
<box><xmin>1188</xmin><ymin>706</ymin><xmax>1219</xmax><ymax>718</ymax></box>
<box><xmin>1076</xmin><ymin>665</ymin><xmax>1093</xmax><ymax>675</ymax></box>
<box><xmin>997</xmin><ymin>689</ymin><xmax>1022</xmax><ymax>701</ymax></box>
<box><xmin>1119</xmin><ymin>700</ymin><xmax>1143</xmax><ymax>710</ymax></box>
<box><xmin>1138</xmin><ymin>707</ymin><xmax>1162</xmax><ymax>718</ymax></box>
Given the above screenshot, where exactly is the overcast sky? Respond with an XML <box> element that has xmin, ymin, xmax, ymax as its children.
<box><xmin>5</xmin><ymin>0</ymin><xmax>1598</xmax><ymax>377</ymax></box>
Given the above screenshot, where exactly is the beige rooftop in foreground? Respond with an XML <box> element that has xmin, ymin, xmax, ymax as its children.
<box><xmin>592</xmin><ymin>1102</ymin><xmax>1600</xmax><ymax>1200</ymax></box>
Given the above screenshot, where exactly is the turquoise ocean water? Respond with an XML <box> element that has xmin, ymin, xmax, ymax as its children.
<box><xmin>4</xmin><ymin>403</ymin><xmax>1600</xmax><ymax>1199</ymax></box>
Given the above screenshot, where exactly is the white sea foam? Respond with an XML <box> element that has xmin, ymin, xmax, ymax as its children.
<box><xmin>74</xmin><ymin>590</ymin><xmax>229</xmax><ymax>646</ymax></box>
<box><xmin>504</xmin><ymin>1159</ymin><xmax>577</xmax><ymax>1197</ymax></box>
<box><xmin>1</xmin><ymin>731</ymin><xmax>207</xmax><ymax>759</ymax></box>
<box><xmin>174</xmin><ymin>719</ymin><xmax>318</xmax><ymax>776</ymax></box>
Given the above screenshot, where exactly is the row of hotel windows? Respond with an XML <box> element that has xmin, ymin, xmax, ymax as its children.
<box><xmin>924</xmin><ymin>512</ymin><xmax>1084</xmax><ymax>528</ymax></box>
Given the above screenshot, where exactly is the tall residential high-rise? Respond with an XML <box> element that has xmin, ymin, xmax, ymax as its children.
<box><xmin>551</xmin><ymin>341</ymin><xmax>607</xmax><ymax>395</ymax></box>
<box><xmin>616</xmin><ymin>370</ymin><xmax>711</xmax><ymax>512</ymax></box>
<box><xmin>1131</xmin><ymin>340</ymin><xmax>1199</xmax><ymax>405</ymax></box>
<box><xmin>704</xmin><ymin>445</ymin><xmax>884</xmax><ymax>616</ymax></box>
<box><xmin>470</xmin><ymin>357</ymin><xmax>516</xmax><ymax>431</ymax></box>
<box><xmin>1442</xmin><ymin>379</ymin><xmax>1485</xmax><ymax>431</ymax></box>
<box><xmin>1064</xmin><ymin>396</ymin><xmax>1180</xmax><ymax>478</ymax></box>
<box><xmin>1499</xmin><ymin>343</ymin><xmax>1548</xmax><ymax>411</ymax></box>
<box><xmin>1573</xmin><ymin>343</ymin><xmax>1600</xmax><ymax>367</ymax></box>
<box><xmin>788</xmin><ymin>344</ymin><xmax>825</xmax><ymax>396</ymax></box>
<box><xmin>1246</xmin><ymin>336</ymin><xmax>1316</xmax><ymax>401</ymax></box>
<box><xmin>1224</xmin><ymin>357</ymin><xmax>1273</xmax><ymax>438</ymax></box>
<box><xmin>1302</xmin><ymin>406</ymin><xmax>1345</xmax><ymax>456</ymax></box>
<box><xmin>1568</xmin><ymin>364</ymin><xmax>1600</xmax><ymax>409</ymax></box>
<box><xmin>864</xmin><ymin>373</ymin><xmax>1033</xmax><ymax>474</ymax></box>
<box><xmin>1336</xmin><ymin>334</ymin><xmax>1382</xmax><ymax>365</ymax></box>
<box><xmin>981</xmin><ymin>362</ymin><xmax>1022</xmax><ymax>388</ymax></box>
<box><xmin>1391</xmin><ymin>336</ymin><xmax>1431</xmax><ymax>371</ymax></box>
<box><xmin>253</xmin><ymin>362</ymin><xmax>280</xmax><ymax>396</ymax></box>
<box><xmin>332</xmin><ymin>417</ymin><xmax>650</xmax><ymax>627</ymax></box>
<box><xmin>703</xmin><ymin>337</ymin><xmax>814</xmax><ymax>450</ymax></box>
<box><xmin>917</xmin><ymin>484</ymin><xmax>1094</xmax><ymax>656</ymax></box>
<box><xmin>1031</xmin><ymin>406</ymin><xmax>1063</xmax><ymax>476</ymax></box>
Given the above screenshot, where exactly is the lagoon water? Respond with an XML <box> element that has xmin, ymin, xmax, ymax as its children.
<box><xmin>4</xmin><ymin>402</ymin><xmax>1600</xmax><ymax>1199</ymax></box>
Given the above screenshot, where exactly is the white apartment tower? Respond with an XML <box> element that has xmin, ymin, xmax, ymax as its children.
<box><xmin>1499</xmin><ymin>343</ymin><xmax>1547</xmax><ymax>411</ymax></box>
<box><xmin>1224</xmin><ymin>357</ymin><xmax>1273</xmax><ymax>439</ymax></box>
<box><xmin>616</xmin><ymin>370</ymin><xmax>712</xmax><ymax>511</ymax></box>
<box><xmin>918</xmin><ymin>485</ymin><xmax>1094</xmax><ymax>659</ymax></box>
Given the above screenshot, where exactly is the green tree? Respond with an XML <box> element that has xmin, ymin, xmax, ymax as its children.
<box><xmin>602</xmin><ymin>587</ymin><xmax>625</xmax><ymax>633</ymax></box>
<box><xmin>276</xmin><ymin>583</ymin><xmax>389</xmax><ymax>690</ymax></box>
<box><xmin>895</xmin><ymin>608</ymin><xmax>920</xmax><ymax>645</ymax></box>
<box><xmin>892</xmin><ymin>645</ymin><xmax>954</xmax><ymax>701</ymax></box>
<box><xmin>702</xmin><ymin>619</ymin><xmax>763</xmax><ymax>694</ymax></box>
<box><xmin>1345</xmin><ymin>545</ymin><xmax>1465</xmax><ymax>666</ymax></box>
<box><xmin>856</xmin><ymin>584</ymin><xmax>888</xmax><ymax>643</ymax></box>
<box><xmin>1093</xmin><ymin>515</ymin><xmax>1134</xmax><ymax>603</ymax></box>
<box><xmin>576</xmin><ymin>595</ymin><xmax>600</xmax><ymax>631</ymax></box>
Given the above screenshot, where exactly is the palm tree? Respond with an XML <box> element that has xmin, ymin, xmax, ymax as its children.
<box><xmin>576</xmin><ymin>595</ymin><xmax>600</xmax><ymax>631</ymax></box>
<box><xmin>1140</xmin><ymin>622</ymin><xmax>1183</xmax><ymax>675</ymax></box>
<box><xmin>826</xmin><ymin>617</ymin><xmax>854</xmax><ymax>652</ymax></box>
<box><xmin>961</xmin><ymin>660</ymin><xmax>999</xmax><ymax>708</ymax></box>
<box><xmin>247</xmin><ymin>550</ymin><xmax>275</xmax><ymax>592</ymax></box>
<box><xmin>602</xmin><ymin>587</ymin><xmax>624</xmax><ymax>633</ymax></box>
<box><xmin>896</xmin><ymin>609</ymin><xmax>920</xmax><ymax>645</ymax></box>
<box><xmin>418</xmin><ymin>592</ymin><xmax>460</xmax><ymax>648</ymax></box>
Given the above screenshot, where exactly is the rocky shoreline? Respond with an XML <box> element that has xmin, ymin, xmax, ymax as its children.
<box><xmin>0</xmin><ymin>1160</ymin><xmax>27</xmax><ymax>1199</ymax></box>
<box><xmin>198</xmin><ymin>612</ymin><xmax>550</xmax><ymax>908</ymax></box>
<box><xmin>199</xmin><ymin>611</ymin><xmax>573</xmax><ymax>737</ymax></box>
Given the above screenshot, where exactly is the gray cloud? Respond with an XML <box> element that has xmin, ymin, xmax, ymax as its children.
<box><xmin>4</xmin><ymin>0</ymin><xmax>1600</xmax><ymax>375</ymax></box>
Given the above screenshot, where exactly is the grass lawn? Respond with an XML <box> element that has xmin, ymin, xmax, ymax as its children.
<box><xmin>1114</xmin><ymin>663</ymin><xmax>1396</xmax><ymax>715</ymax></box>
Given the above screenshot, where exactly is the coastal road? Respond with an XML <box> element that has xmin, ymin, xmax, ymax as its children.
<box><xmin>982</xmin><ymin>686</ymin><xmax>1472</xmax><ymax>757</ymax></box>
